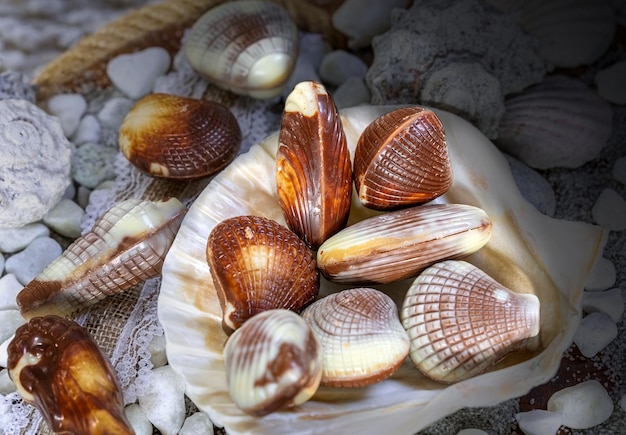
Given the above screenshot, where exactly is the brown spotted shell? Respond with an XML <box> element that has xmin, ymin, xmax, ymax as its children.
<box><xmin>401</xmin><ymin>260</ymin><xmax>541</xmax><ymax>383</ymax></box>
<box><xmin>206</xmin><ymin>215</ymin><xmax>319</xmax><ymax>334</ymax></box>
<box><xmin>301</xmin><ymin>287</ymin><xmax>410</xmax><ymax>387</ymax></box>
<box><xmin>118</xmin><ymin>93</ymin><xmax>242</xmax><ymax>179</ymax></box>
<box><xmin>353</xmin><ymin>106</ymin><xmax>452</xmax><ymax>210</ymax></box>
<box><xmin>276</xmin><ymin>81</ymin><xmax>352</xmax><ymax>249</ymax></box>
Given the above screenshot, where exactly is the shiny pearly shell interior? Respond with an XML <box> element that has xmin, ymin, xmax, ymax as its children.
<box><xmin>157</xmin><ymin>105</ymin><xmax>606</xmax><ymax>434</ymax></box>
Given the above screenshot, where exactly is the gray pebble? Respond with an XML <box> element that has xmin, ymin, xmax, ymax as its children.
<box><xmin>71</xmin><ymin>142</ymin><xmax>118</xmax><ymax>189</ymax></box>
<box><xmin>0</xmin><ymin>310</ymin><xmax>25</xmax><ymax>345</ymax></box>
<box><xmin>504</xmin><ymin>154</ymin><xmax>556</xmax><ymax>216</ymax></box>
<box><xmin>0</xmin><ymin>223</ymin><xmax>50</xmax><ymax>253</ymax></box>
<box><xmin>332</xmin><ymin>76</ymin><xmax>371</xmax><ymax>109</ymax></box>
<box><xmin>319</xmin><ymin>49</ymin><xmax>369</xmax><ymax>87</ymax></box>
<box><xmin>43</xmin><ymin>198</ymin><xmax>85</xmax><ymax>238</ymax></box>
<box><xmin>4</xmin><ymin>236</ymin><xmax>63</xmax><ymax>285</ymax></box>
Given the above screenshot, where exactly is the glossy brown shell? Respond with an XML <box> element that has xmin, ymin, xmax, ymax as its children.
<box><xmin>353</xmin><ymin>106</ymin><xmax>452</xmax><ymax>210</ymax></box>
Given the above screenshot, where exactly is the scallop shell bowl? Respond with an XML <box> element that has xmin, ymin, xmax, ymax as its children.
<box><xmin>158</xmin><ymin>105</ymin><xmax>606</xmax><ymax>434</ymax></box>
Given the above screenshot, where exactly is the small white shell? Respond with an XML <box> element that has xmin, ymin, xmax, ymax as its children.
<box><xmin>184</xmin><ymin>0</ymin><xmax>299</xmax><ymax>99</ymax></box>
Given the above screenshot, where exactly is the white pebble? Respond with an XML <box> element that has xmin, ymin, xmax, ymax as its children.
<box><xmin>614</xmin><ymin>156</ymin><xmax>626</xmax><ymax>185</ymax></box>
<box><xmin>107</xmin><ymin>47</ymin><xmax>171</xmax><ymax>99</ymax></box>
<box><xmin>547</xmin><ymin>380</ymin><xmax>614</xmax><ymax>429</ymax></box>
<box><xmin>138</xmin><ymin>365</ymin><xmax>186</xmax><ymax>435</ymax></box>
<box><xmin>592</xmin><ymin>188</ymin><xmax>626</xmax><ymax>231</ymax></box>
<box><xmin>0</xmin><ymin>368</ymin><xmax>16</xmax><ymax>394</ymax></box>
<box><xmin>47</xmin><ymin>93</ymin><xmax>87</xmax><ymax>137</ymax></box>
<box><xmin>0</xmin><ymin>335</ymin><xmax>12</xmax><ymax>368</ymax></box>
<box><xmin>582</xmin><ymin>287</ymin><xmax>624</xmax><ymax>322</ymax></box>
<box><xmin>0</xmin><ymin>223</ymin><xmax>50</xmax><ymax>254</ymax></box>
<box><xmin>0</xmin><ymin>254</ymin><xmax>3</xmax><ymax>275</ymax></box>
<box><xmin>124</xmin><ymin>403</ymin><xmax>153</xmax><ymax>435</ymax></box>
<box><xmin>97</xmin><ymin>96</ymin><xmax>134</xmax><ymax>130</ymax></box>
<box><xmin>0</xmin><ymin>274</ymin><xmax>23</xmax><ymax>310</ymax></box>
<box><xmin>319</xmin><ymin>49</ymin><xmax>368</xmax><ymax>87</ymax></box>
<box><xmin>573</xmin><ymin>312</ymin><xmax>617</xmax><ymax>358</ymax></box>
<box><xmin>595</xmin><ymin>60</ymin><xmax>626</xmax><ymax>105</ymax></box>
<box><xmin>179</xmin><ymin>411</ymin><xmax>214</xmax><ymax>435</ymax></box>
<box><xmin>71</xmin><ymin>114</ymin><xmax>101</xmax><ymax>145</ymax></box>
<box><xmin>43</xmin><ymin>198</ymin><xmax>84</xmax><ymax>239</ymax></box>
<box><xmin>584</xmin><ymin>256</ymin><xmax>616</xmax><ymax>291</ymax></box>
<box><xmin>332</xmin><ymin>76</ymin><xmax>371</xmax><ymax>109</ymax></box>
<box><xmin>515</xmin><ymin>409</ymin><xmax>563</xmax><ymax>435</ymax></box>
<box><xmin>4</xmin><ymin>237</ymin><xmax>62</xmax><ymax>285</ymax></box>
<box><xmin>148</xmin><ymin>333</ymin><xmax>168</xmax><ymax>368</ymax></box>
<box><xmin>0</xmin><ymin>310</ymin><xmax>25</xmax><ymax>346</ymax></box>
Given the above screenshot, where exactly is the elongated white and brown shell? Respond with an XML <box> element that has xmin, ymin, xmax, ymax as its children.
<box><xmin>17</xmin><ymin>198</ymin><xmax>186</xmax><ymax>319</ymax></box>
<box><xmin>401</xmin><ymin>260</ymin><xmax>541</xmax><ymax>383</ymax></box>
<box><xmin>317</xmin><ymin>203</ymin><xmax>492</xmax><ymax>284</ymax></box>
<box><xmin>224</xmin><ymin>309</ymin><xmax>322</xmax><ymax>416</ymax></box>
<box><xmin>301</xmin><ymin>288</ymin><xmax>410</xmax><ymax>387</ymax></box>
<box><xmin>184</xmin><ymin>0</ymin><xmax>299</xmax><ymax>99</ymax></box>
<box><xmin>206</xmin><ymin>215</ymin><xmax>319</xmax><ymax>334</ymax></box>
<box><xmin>8</xmin><ymin>315</ymin><xmax>133</xmax><ymax>434</ymax></box>
<box><xmin>118</xmin><ymin>93</ymin><xmax>242</xmax><ymax>179</ymax></box>
<box><xmin>276</xmin><ymin>81</ymin><xmax>352</xmax><ymax>249</ymax></box>
<box><xmin>353</xmin><ymin>106</ymin><xmax>452</xmax><ymax>210</ymax></box>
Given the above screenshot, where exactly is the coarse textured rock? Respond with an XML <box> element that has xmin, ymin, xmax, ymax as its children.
<box><xmin>124</xmin><ymin>403</ymin><xmax>153</xmax><ymax>435</ymax></box>
<box><xmin>71</xmin><ymin>113</ymin><xmax>101</xmax><ymax>145</ymax></box>
<box><xmin>179</xmin><ymin>412</ymin><xmax>214</xmax><ymax>435</ymax></box>
<box><xmin>71</xmin><ymin>142</ymin><xmax>118</xmax><ymax>189</ymax></box>
<box><xmin>514</xmin><ymin>409</ymin><xmax>563</xmax><ymax>435</ymax></box>
<box><xmin>573</xmin><ymin>312</ymin><xmax>618</xmax><ymax>358</ymax></box>
<box><xmin>582</xmin><ymin>287</ymin><xmax>624</xmax><ymax>322</ymax></box>
<box><xmin>591</xmin><ymin>188</ymin><xmax>626</xmax><ymax>231</ymax></box>
<box><xmin>0</xmin><ymin>274</ymin><xmax>23</xmax><ymax>310</ymax></box>
<box><xmin>0</xmin><ymin>310</ymin><xmax>25</xmax><ymax>345</ymax></box>
<box><xmin>613</xmin><ymin>156</ymin><xmax>626</xmax><ymax>185</ymax></box>
<box><xmin>547</xmin><ymin>380</ymin><xmax>614</xmax><ymax>429</ymax></box>
<box><xmin>584</xmin><ymin>256</ymin><xmax>617</xmax><ymax>291</ymax></box>
<box><xmin>42</xmin><ymin>198</ymin><xmax>84</xmax><ymax>238</ymax></box>
<box><xmin>46</xmin><ymin>93</ymin><xmax>87</xmax><ymax>137</ymax></box>
<box><xmin>106</xmin><ymin>46</ymin><xmax>171</xmax><ymax>100</ymax></box>
<box><xmin>0</xmin><ymin>223</ymin><xmax>49</xmax><ymax>254</ymax></box>
<box><xmin>318</xmin><ymin>49</ymin><xmax>368</xmax><ymax>87</ymax></box>
<box><xmin>4</xmin><ymin>236</ymin><xmax>62</xmax><ymax>285</ymax></box>
<box><xmin>0</xmin><ymin>99</ymin><xmax>72</xmax><ymax>228</ymax></box>
<box><xmin>0</xmin><ymin>71</ymin><xmax>36</xmax><ymax>102</ymax></box>
<box><xmin>137</xmin><ymin>365</ymin><xmax>186</xmax><ymax>435</ymax></box>
<box><xmin>595</xmin><ymin>60</ymin><xmax>626</xmax><ymax>105</ymax></box>
<box><xmin>332</xmin><ymin>76</ymin><xmax>371</xmax><ymax>109</ymax></box>
<box><xmin>504</xmin><ymin>154</ymin><xmax>556</xmax><ymax>216</ymax></box>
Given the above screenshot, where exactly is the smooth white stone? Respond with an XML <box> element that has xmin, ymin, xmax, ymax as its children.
<box><xmin>138</xmin><ymin>365</ymin><xmax>186</xmax><ymax>435</ymax></box>
<box><xmin>585</xmin><ymin>256</ymin><xmax>617</xmax><ymax>291</ymax></box>
<box><xmin>547</xmin><ymin>380</ymin><xmax>614</xmax><ymax>429</ymax></box>
<box><xmin>4</xmin><ymin>237</ymin><xmax>63</xmax><ymax>285</ymax></box>
<box><xmin>319</xmin><ymin>50</ymin><xmax>368</xmax><ymax>87</ymax></box>
<box><xmin>46</xmin><ymin>93</ymin><xmax>87</xmax><ymax>137</ymax></box>
<box><xmin>0</xmin><ymin>368</ymin><xmax>16</xmax><ymax>394</ymax></box>
<box><xmin>592</xmin><ymin>188</ymin><xmax>626</xmax><ymax>231</ymax></box>
<box><xmin>613</xmin><ymin>156</ymin><xmax>626</xmax><ymax>185</ymax></box>
<box><xmin>0</xmin><ymin>223</ymin><xmax>50</xmax><ymax>254</ymax></box>
<box><xmin>573</xmin><ymin>312</ymin><xmax>618</xmax><ymax>358</ymax></box>
<box><xmin>0</xmin><ymin>310</ymin><xmax>24</xmax><ymax>347</ymax></box>
<box><xmin>179</xmin><ymin>412</ymin><xmax>214</xmax><ymax>435</ymax></box>
<box><xmin>71</xmin><ymin>114</ymin><xmax>101</xmax><ymax>145</ymax></box>
<box><xmin>582</xmin><ymin>287</ymin><xmax>624</xmax><ymax>322</ymax></box>
<box><xmin>125</xmin><ymin>403</ymin><xmax>153</xmax><ymax>435</ymax></box>
<box><xmin>0</xmin><ymin>274</ymin><xmax>23</xmax><ymax>310</ymax></box>
<box><xmin>148</xmin><ymin>333</ymin><xmax>168</xmax><ymax>368</ymax></box>
<box><xmin>332</xmin><ymin>76</ymin><xmax>371</xmax><ymax>109</ymax></box>
<box><xmin>97</xmin><ymin>96</ymin><xmax>134</xmax><ymax>130</ymax></box>
<box><xmin>43</xmin><ymin>198</ymin><xmax>84</xmax><ymax>239</ymax></box>
<box><xmin>0</xmin><ymin>335</ymin><xmax>12</xmax><ymax>368</ymax></box>
<box><xmin>107</xmin><ymin>47</ymin><xmax>171</xmax><ymax>99</ymax></box>
<box><xmin>595</xmin><ymin>60</ymin><xmax>626</xmax><ymax>105</ymax></box>
<box><xmin>515</xmin><ymin>409</ymin><xmax>563</xmax><ymax>435</ymax></box>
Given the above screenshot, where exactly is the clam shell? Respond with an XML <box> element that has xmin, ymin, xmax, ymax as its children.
<box><xmin>7</xmin><ymin>315</ymin><xmax>133</xmax><ymax>434</ymax></box>
<box><xmin>118</xmin><ymin>93</ymin><xmax>242</xmax><ymax>179</ymax></box>
<box><xmin>224</xmin><ymin>309</ymin><xmax>322</xmax><ymax>416</ymax></box>
<box><xmin>401</xmin><ymin>260</ymin><xmax>541</xmax><ymax>384</ymax></box>
<box><xmin>276</xmin><ymin>81</ymin><xmax>352</xmax><ymax>249</ymax></box>
<box><xmin>301</xmin><ymin>288</ymin><xmax>410</xmax><ymax>387</ymax></box>
<box><xmin>353</xmin><ymin>106</ymin><xmax>452</xmax><ymax>210</ymax></box>
<box><xmin>184</xmin><ymin>0</ymin><xmax>299</xmax><ymax>99</ymax></box>
<box><xmin>317</xmin><ymin>203</ymin><xmax>492</xmax><ymax>284</ymax></box>
<box><xmin>17</xmin><ymin>198</ymin><xmax>186</xmax><ymax>319</ymax></box>
<box><xmin>206</xmin><ymin>214</ymin><xmax>319</xmax><ymax>334</ymax></box>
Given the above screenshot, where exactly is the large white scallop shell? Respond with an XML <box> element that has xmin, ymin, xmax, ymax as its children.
<box><xmin>158</xmin><ymin>105</ymin><xmax>606</xmax><ymax>434</ymax></box>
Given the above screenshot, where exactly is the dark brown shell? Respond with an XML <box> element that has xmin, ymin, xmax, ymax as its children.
<box><xmin>118</xmin><ymin>93</ymin><xmax>242</xmax><ymax>179</ymax></box>
<box><xmin>206</xmin><ymin>215</ymin><xmax>319</xmax><ymax>334</ymax></box>
<box><xmin>353</xmin><ymin>106</ymin><xmax>452</xmax><ymax>210</ymax></box>
<box><xmin>276</xmin><ymin>81</ymin><xmax>352</xmax><ymax>249</ymax></box>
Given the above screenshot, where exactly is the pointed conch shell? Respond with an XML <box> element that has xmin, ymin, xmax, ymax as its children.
<box><xmin>184</xmin><ymin>0</ymin><xmax>299</xmax><ymax>99</ymax></box>
<box><xmin>401</xmin><ymin>260</ymin><xmax>541</xmax><ymax>383</ymax></box>
<box><xmin>17</xmin><ymin>198</ymin><xmax>186</xmax><ymax>319</ymax></box>
<box><xmin>8</xmin><ymin>315</ymin><xmax>133</xmax><ymax>434</ymax></box>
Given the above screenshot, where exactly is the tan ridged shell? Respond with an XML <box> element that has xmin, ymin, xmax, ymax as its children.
<box><xmin>206</xmin><ymin>215</ymin><xmax>319</xmax><ymax>334</ymax></box>
<box><xmin>17</xmin><ymin>198</ymin><xmax>186</xmax><ymax>319</ymax></box>
<box><xmin>276</xmin><ymin>81</ymin><xmax>352</xmax><ymax>249</ymax></box>
<box><xmin>353</xmin><ymin>106</ymin><xmax>452</xmax><ymax>210</ymax></box>
<box><xmin>317</xmin><ymin>203</ymin><xmax>492</xmax><ymax>284</ymax></box>
<box><xmin>184</xmin><ymin>0</ymin><xmax>299</xmax><ymax>99</ymax></box>
<box><xmin>301</xmin><ymin>288</ymin><xmax>410</xmax><ymax>387</ymax></box>
<box><xmin>118</xmin><ymin>93</ymin><xmax>242</xmax><ymax>179</ymax></box>
<box><xmin>224</xmin><ymin>309</ymin><xmax>322</xmax><ymax>416</ymax></box>
<box><xmin>8</xmin><ymin>315</ymin><xmax>133</xmax><ymax>434</ymax></box>
<box><xmin>401</xmin><ymin>260</ymin><xmax>541</xmax><ymax>383</ymax></box>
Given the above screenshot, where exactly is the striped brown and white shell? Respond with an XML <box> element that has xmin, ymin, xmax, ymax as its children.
<box><xmin>353</xmin><ymin>106</ymin><xmax>452</xmax><ymax>210</ymax></box>
<box><xmin>17</xmin><ymin>198</ymin><xmax>186</xmax><ymax>319</ymax></box>
<box><xmin>301</xmin><ymin>288</ymin><xmax>410</xmax><ymax>387</ymax></box>
<box><xmin>8</xmin><ymin>315</ymin><xmax>133</xmax><ymax>434</ymax></box>
<box><xmin>118</xmin><ymin>93</ymin><xmax>242</xmax><ymax>179</ymax></box>
<box><xmin>276</xmin><ymin>81</ymin><xmax>352</xmax><ymax>249</ymax></box>
<box><xmin>183</xmin><ymin>0</ymin><xmax>299</xmax><ymax>99</ymax></box>
<box><xmin>224</xmin><ymin>309</ymin><xmax>322</xmax><ymax>416</ymax></box>
<box><xmin>317</xmin><ymin>203</ymin><xmax>492</xmax><ymax>284</ymax></box>
<box><xmin>206</xmin><ymin>215</ymin><xmax>319</xmax><ymax>334</ymax></box>
<box><xmin>401</xmin><ymin>260</ymin><xmax>541</xmax><ymax>383</ymax></box>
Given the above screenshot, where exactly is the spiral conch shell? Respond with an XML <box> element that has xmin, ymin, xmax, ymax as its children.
<box><xmin>17</xmin><ymin>198</ymin><xmax>186</xmax><ymax>319</ymax></box>
<box><xmin>184</xmin><ymin>0</ymin><xmax>299</xmax><ymax>99</ymax></box>
<box><xmin>8</xmin><ymin>315</ymin><xmax>133</xmax><ymax>434</ymax></box>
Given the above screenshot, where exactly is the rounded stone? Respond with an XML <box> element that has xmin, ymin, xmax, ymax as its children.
<box><xmin>71</xmin><ymin>142</ymin><xmax>118</xmax><ymax>189</ymax></box>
